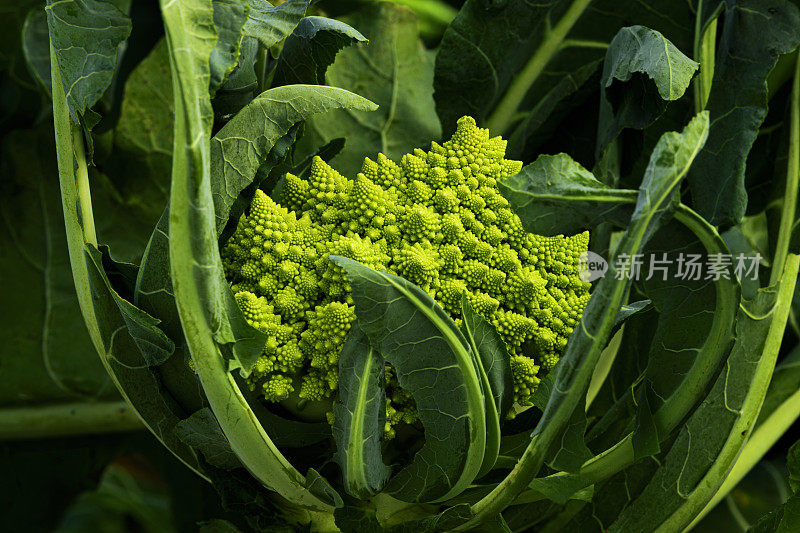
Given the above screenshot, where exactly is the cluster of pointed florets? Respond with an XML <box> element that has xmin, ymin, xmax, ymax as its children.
<box><xmin>222</xmin><ymin>116</ymin><xmax>591</xmax><ymax>436</ymax></box>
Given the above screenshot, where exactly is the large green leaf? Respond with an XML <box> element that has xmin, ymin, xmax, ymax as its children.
<box><xmin>271</xmin><ymin>16</ymin><xmax>366</xmax><ymax>87</ymax></box>
<box><xmin>332</xmin><ymin>324</ymin><xmax>390</xmax><ymax>498</ymax></box>
<box><xmin>498</xmin><ymin>153</ymin><xmax>636</xmax><ymax>236</ymax></box>
<box><xmin>749</xmin><ymin>492</ymin><xmax>800</xmax><ymax>533</ymax></box>
<box><xmin>687</xmin><ymin>0</ymin><xmax>800</xmax><ymax>226</ymax></box>
<box><xmin>85</xmin><ymin>246</ymin><xmax>174</xmax><ymax>367</ymax></box>
<box><xmin>595</xmin><ymin>25</ymin><xmax>698</xmax><ymax>160</ymax></box>
<box><xmin>333</xmin><ymin>257</ymin><xmax>486</xmax><ymax>503</ymax></box>
<box><xmin>45</xmin><ymin>0</ymin><xmax>131</xmax><ymax>122</ymax></box>
<box><xmin>210</xmin><ymin>84</ymin><xmax>377</xmax><ymax>233</ymax></box>
<box><xmin>300</xmin><ymin>3</ymin><xmax>441</xmax><ymax>176</ymax></box>
<box><xmin>174</xmin><ymin>408</ymin><xmax>241</xmax><ymax>470</ymax></box>
<box><xmin>21</xmin><ymin>7</ymin><xmax>51</xmax><ymax>95</ymax></box>
<box><xmin>243</xmin><ymin>0</ymin><xmax>309</xmax><ymax>48</ymax></box>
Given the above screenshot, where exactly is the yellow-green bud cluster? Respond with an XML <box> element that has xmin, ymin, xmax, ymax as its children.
<box><xmin>222</xmin><ymin>116</ymin><xmax>591</xmax><ymax>433</ymax></box>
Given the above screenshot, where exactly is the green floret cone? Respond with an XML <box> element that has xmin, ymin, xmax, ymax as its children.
<box><xmin>222</xmin><ymin>115</ymin><xmax>592</xmax><ymax>432</ymax></box>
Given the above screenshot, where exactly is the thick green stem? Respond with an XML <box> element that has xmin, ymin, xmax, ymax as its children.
<box><xmin>159</xmin><ymin>0</ymin><xmax>331</xmax><ymax>511</ymax></box>
<box><xmin>693</xmin><ymin>1</ymin><xmax>718</xmax><ymax>112</ymax></box>
<box><xmin>771</xmin><ymin>53</ymin><xmax>800</xmax><ymax>286</ymax></box>
<box><xmin>484</xmin><ymin>0</ymin><xmax>592</xmax><ymax>135</ymax></box>
<box><xmin>0</xmin><ymin>401</ymin><xmax>143</xmax><ymax>440</ymax></box>
<box><xmin>360</xmin><ymin>0</ymin><xmax>456</xmax><ymax>27</ymax></box>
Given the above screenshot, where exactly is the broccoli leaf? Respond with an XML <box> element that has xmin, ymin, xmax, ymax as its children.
<box><xmin>272</xmin><ymin>16</ymin><xmax>367</xmax><ymax>87</ymax></box>
<box><xmin>45</xmin><ymin>0</ymin><xmax>131</xmax><ymax>123</ymax></box>
<box><xmin>749</xmin><ymin>492</ymin><xmax>800</xmax><ymax>533</ymax></box>
<box><xmin>174</xmin><ymin>407</ymin><xmax>241</xmax><ymax>470</ymax></box>
<box><xmin>209</xmin><ymin>0</ymin><xmax>250</xmax><ymax>96</ymax></box>
<box><xmin>595</xmin><ymin>25</ymin><xmax>698</xmax><ymax>164</ymax></box>
<box><xmin>498</xmin><ymin>152</ymin><xmax>637</xmax><ymax>236</ymax></box>
<box><xmin>21</xmin><ymin>7</ymin><xmax>51</xmax><ymax>96</ymax></box>
<box><xmin>109</xmin><ymin>38</ymin><xmax>172</xmax><ymax>204</ymax></box>
<box><xmin>243</xmin><ymin>0</ymin><xmax>309</xmax><ymax>48</ymax></box>
<box><xmin>0</xmin><ymin>129</ymin><xmax>112</xmax><ymax>402</ymax></box>
<box><xmin>333</xmin><ymin>257</ymin><xmax>486</xmax><ymax>503</ymax></box>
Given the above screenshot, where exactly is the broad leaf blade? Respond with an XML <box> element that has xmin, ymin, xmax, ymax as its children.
<box><xmin>333</xmin><ymin>257</ymin><xmax>486</xmax><ymax>503</ymax></box>
<box><xmin>45</xmin><ymin>0</ymin><xmax>131</xmax><ymax>121</ymax></box>
<box><xmin>243</xmin><ymin>0</ymin><xmax>309</xmax><ymax>48</ymax></box>
<box><xmin>108</xmin><ymin>39</ymin><xmax>174</xmax><ymax>229</ymax></box>
<box><xmin>0</xmin><ymin>129</ymin><xmax>112</xmax><ymax>402</ymax></box>
<box><xmin>210</xmin><ymin>0</ymin><xmax>250</xmax><ymax>95</ymax></box>
<box><xmin>596</xmin><ymin>25</ymin><xmax>698</xmax><ymax>160</ymax></box>
<box><xmin>21</xmin><ymin>7</ymin><xmax>51</xmax><ymax>96</ymax></box>
<box><xmin>272</xmin><ymin>16</ymin><xmax>366</xmax><ymax>87</ymax></box>
<box><xmin>498</xmin><ymin>152</ymin><xmax>637</xmax><ymax>236</ymax></box>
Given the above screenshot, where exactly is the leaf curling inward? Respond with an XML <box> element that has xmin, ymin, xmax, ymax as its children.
<box><xmin>332</xmin><ymin>256</ymin><xmax>486</xmax><ymax>504</ymax></box>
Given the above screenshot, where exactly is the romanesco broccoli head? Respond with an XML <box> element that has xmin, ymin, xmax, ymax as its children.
<box><xmin>222</xmin><ymin>116</ymin><xmax>591</xmax><ymax>436</ymax></box>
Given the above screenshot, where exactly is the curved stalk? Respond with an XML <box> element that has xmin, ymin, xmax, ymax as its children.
<box><xmin>771</xmin><ymin>53</ymin><xmax>800</xmax><ymax>286</ymax></box>
<box><xmin>693</xmin><ymin>1</ymin><xmax>720</xmax><ymax>112</ymax></box>
<box><xmin>71</xmin><ymin>124</ymin><xmax>97</xmax><ymax>247</ymax></box>
<box><xmin>50</xmin><ymin>41</ymin><xmax>208</xmax><ymax>481</ymax></box>
<box><xmin>159</xmin><ymin>0</ymin><xmax>331</xmax><ymax>511</ymax></box>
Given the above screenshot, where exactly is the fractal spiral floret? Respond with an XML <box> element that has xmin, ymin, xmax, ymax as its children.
<box><xmin>222</xmin><ymin>116</ymin><xmax>591</xmax><ymax>436</ymax></box>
